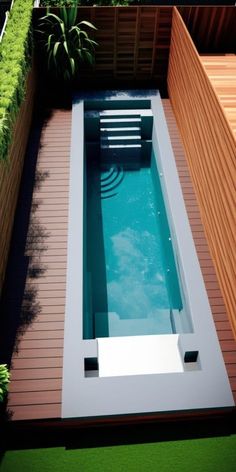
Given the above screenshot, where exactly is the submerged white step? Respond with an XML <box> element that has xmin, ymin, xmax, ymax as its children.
<box><xmin>101</xmin><ymin>135</ymin><xmax>141</xmax><ymax>140</ymax></box>
<box><xmin>101</xmin><ymin>143</ymin><xmax>142</xmax><ymax>149</ymax></box>
<box><xmin>99</xmin><ymin>109</ymin><xmax>152</xmax><ymax>117</ymax></box>
<box><xmin>101</xmin><ymin>136</ymin><xmax>141</xmax><ymax>145</ymax></box>
<box><xmin>100</xmin><ymin>118</ymin><xmax>141</xmax><ymax>125</ymax></box>
<box><xmin>95</xmin><ymin>310</ymin><xmax>174</xmax><ymax>338</ymax></box>
<box><xmin>100</xmin><ymin>127</ymin><xmax>141</xmax><ymax>137</ymax></box>
<box><xmin>100</xmin><ymin>127</ymin><xmax>140</xmax><ymax>132</ymax></box>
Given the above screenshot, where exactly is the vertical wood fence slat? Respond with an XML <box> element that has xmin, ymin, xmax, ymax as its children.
<box><xmin>151</xmin><ymin>9</ymin><xmax>159</xmax><ymax>77</ymax></box>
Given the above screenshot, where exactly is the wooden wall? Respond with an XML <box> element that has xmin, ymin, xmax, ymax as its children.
<box><xmin>179</xmin><ymin>6</ymin><xmax>236</xmax><ymax>53</ymax></box>
<box><xmin>167</xmin><ymin>8</ymin><xmax>236</xmax><ymax>337</ymax></box>
<box><xmin>201</xmin><ymin>54</ymin><xmax>236</xmax><ymax>139</ymax></box>
<box><xmin>34</xmin><ymin>6</ymin><xmax>236</xmax><ymax>88</ymax></box>
<box><xmin>0</xmin><ymin>67</ymin><xmax>36</xmax><ymax>295</ymax></box>
<box><xmin>34</xmin><ymin>6</ymin><xmax>172</xmax><ymax>87</ymax></box>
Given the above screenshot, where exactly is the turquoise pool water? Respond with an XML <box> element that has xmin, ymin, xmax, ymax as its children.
<box><xmin>84</xmin><ymin>149</ymin><xmax>183</xmax><ymax>338</ymax></box>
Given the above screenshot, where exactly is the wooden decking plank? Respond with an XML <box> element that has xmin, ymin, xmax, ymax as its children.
<box><xmin>25</xmin><ymin>321</ymin><xmax>64</xmax><ymax>330</ymax></box>
<box><xmin>8</xmin><ymin>390</ymin><xmax>61</xmax><ymax>406</ymax></box>
<box><xmin>22</xmin><ymin>330</ymin><xmax>64</xmax><ymax>340</ymax></box>
<box><xmin>10</xmin><ymin>368</ymin><xmax>63</xmax><ymax>381</ymax></box>
<box><xmin>12</xmin><ymin>348</ymin><xmax>63</xmax><ymax>359</ymax></box>
<box><xmin>18</xmin><ymin>338</ymin><xmax>64</xmax><ymax>349</ymax></box>
<box><xmin>10</xmin><ymin>404</ymin><xmax>61</xmax><ymax>421</ymax></box>
<box><xmin>11</xmin><ymin>358</ymin><xmax>63</xmax><ymax>369</ymax></box>
<box><xmin>9</xmin><ymin>379</ymin><xmax>62</xmax><ymax>393</ymax></box>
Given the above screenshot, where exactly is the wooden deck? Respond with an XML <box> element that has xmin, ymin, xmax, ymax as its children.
<box><xmin>201</xmin><ymin>54</ymin><xmax>236</xmax><ymax>139</ymax></box>
<box><xmin>2</xmin><ymin>98</ymin><xmax>235</xmax><ymax>422</ymax></box>
<box><xmin>2</xmin><ymin>107</ymin><xmax>71</xmax><ymax>420</ymax></box>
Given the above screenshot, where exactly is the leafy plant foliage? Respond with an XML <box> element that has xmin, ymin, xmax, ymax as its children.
<box><xmin>0</xmin><ymin>364</ymin><xmax>10</xmax><ymax>402</ymax></box>
<box><xmin>40</xmin><ymin>0</ymin><xmax>77</xmax><ymax>6</ymax></box>
<box><xmin>37</xmin><ymin>7</ymin><xmax>98</xmax><ymax>81</ymax></box>
<box><xmin>0</xmin><ymin>0</ymin><xmax>33</xmax><ymax>161</ymax></box>
<box><xmin>40</xmin><ymin>1</ymin><xmax>130</xmax><ymax>5</ymax></box>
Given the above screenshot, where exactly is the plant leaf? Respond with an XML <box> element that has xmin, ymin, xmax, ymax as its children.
<box><xmin>47</xmin><ymin>34</ymin><xmax>54</xmax><ymax>52</ymax></box>
<box><xmin>78</xmin><ymin>20</ymin><xmax>97</xmax><ymax>30</ymax></box>
<box><xmin>63</xmin><ymin>41</ymin><xmax>69</xmax><ymax>56</ymax></box>
<box><xmin>70</xmin><ymin>57</ymin><xmax>75</xmax><ymax>76</ymax></box>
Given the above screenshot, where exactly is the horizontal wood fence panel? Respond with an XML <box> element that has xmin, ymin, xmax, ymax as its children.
<box><xmin>167</xmin><ymin>8</ymin><xmax>236</xmax><ymax>338</ymax></box>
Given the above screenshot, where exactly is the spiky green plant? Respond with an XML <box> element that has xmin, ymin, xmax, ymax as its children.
<box><xmin>0</xmin><ymin>364</ymin><xmax>10</xmax><ymax>402</ymax></box>
<box><xmin>37</xmin><ymin>7</ymin><xmax>98</xmax><ymax>82</ymax></box>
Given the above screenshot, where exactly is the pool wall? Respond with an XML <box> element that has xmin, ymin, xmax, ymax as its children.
<box><xmin>62</xmin><ymin>91</ymin><xmax>234</xmax><ymax>419</ymax></box>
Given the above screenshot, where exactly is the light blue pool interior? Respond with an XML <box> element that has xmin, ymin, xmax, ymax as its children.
<box><xmin>83</xmin><ymin>99</ymin><xmax>183</xmax><ymax>339</ymax></box>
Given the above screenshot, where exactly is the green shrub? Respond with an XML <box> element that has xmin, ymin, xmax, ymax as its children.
<box><xmin>40</xmin><ymin>1</ymin><xmax>130</xmax><ymax>6</ymax></box>
<box><xmin>40</xmin><ymin>0</ymin><xmax>77</xmax><ymax>6</ymax></box>
<box><xmin>0</xmin><ymin>364</ymin><xmax>10</xmax><ymax>402</ymax></box>
<box><xmin>0</xmin><ymin>0</ymin><xmax>34</xmax><ymax>161</ymax></box>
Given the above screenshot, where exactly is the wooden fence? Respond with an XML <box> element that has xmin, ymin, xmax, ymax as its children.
<box><xmin>179</xmin><ymin>6</ymin><xmax>236</xmax><ymax>53</ymax></box>
<box><xmin>167</xmin><ymin>8</ymin><xmax>236</xmax><ymax>337</ymax></box>
<box><xmin>0</xmin><ymin>67</ymin><xmax>36</xmax><ymax>295</ymax></box>
<box><xmin>34</xmin><ymin>6</ymin><xmax>172</xmax><ymax>87</ymax></box>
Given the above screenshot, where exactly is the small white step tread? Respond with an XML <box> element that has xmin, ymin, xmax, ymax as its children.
<box><xmin>100</xmin><ymin>109</ymin><xmax>152</xmax><ymax>117</ymax></box>
<box><xmin>100</xmin><ymin>118</ymin><xmax>141</xmax><ymax>124</ymax></box>
<box><xmin>100</xmin><ymin>127</ymin><xmax>140</xmax><ymax>132</ymax></box>
<box><xmin>101</xmin><ymin>144</ymin><xmax>142</xmax><ymax>149</ymax></box>
<box><xmin>101</xmin><ymin>135</ymin><xmax>141</xmax><ymax>141</ymax></box>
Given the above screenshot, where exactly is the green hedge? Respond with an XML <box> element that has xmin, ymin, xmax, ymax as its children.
<box><xmin>0</xmin><ymin>0</ymin><xmax>34</xmax><ymax>161</ymax></box>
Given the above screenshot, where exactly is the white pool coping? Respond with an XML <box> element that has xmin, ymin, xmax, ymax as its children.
<box><xmin>62</xmin><ymin>91</ymin><xmax>234</xmax><ymax>419</ymax></box>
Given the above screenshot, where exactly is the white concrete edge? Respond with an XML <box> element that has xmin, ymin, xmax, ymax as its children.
<box><xmin>151</xmin><ymin>93</ymin><xmax>233</xmax><ymax>385</ymax></box>
<box><xmin>61</xmin><ymin>99</ymin><xmax>85</xmax><ymax>417</ymax></box>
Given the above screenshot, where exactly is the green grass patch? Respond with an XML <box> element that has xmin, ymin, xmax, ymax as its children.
<box><xmin>0</xmin><ymin>0</ymin><xmax>34</xmax><ymax>161</ymax></box>
<box><xmin>1</xmin><ymin>435</ymin><xmax>236</xmax><ymax>472</ymax></box>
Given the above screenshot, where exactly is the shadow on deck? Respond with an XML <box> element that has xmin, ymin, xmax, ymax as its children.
<box><xmin>0</xmin><ymin>111</ymin><xmax>47</xmax><ymax>366</ymax></box>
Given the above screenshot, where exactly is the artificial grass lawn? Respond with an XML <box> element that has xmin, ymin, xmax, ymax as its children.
<box><xmin>1</xmin><ymin>436</ymin><xmax>236</xmax><ymax>472</ymax></box>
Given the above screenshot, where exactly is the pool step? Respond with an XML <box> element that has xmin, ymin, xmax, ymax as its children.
<box><xmin>100</xmin><ymin>126</ymin><xmax>141</xmax><ymax>137</ymax></box>
<box><xmin>95</xmin><ymin>311</ymin><xmax>175</xmax><ymax>338</ymax></box>
<box><xmin>99</xmin><ymin>111</ymin><xmax>142</xmax><ymax>166</ymax></box>
<box><xmin>99</xmin><ymin>109</ymin><xmax>152</xmax><ymax>118</ymax></box>
<box><xmin>100</xmin><ymin>117</ymin><xmax>141</xmax><ymax>128</ymax></box>
<box><xmin>101</xmin><ymin>135</ymin><xmax>141</xmax><ymax>146</ymax></box>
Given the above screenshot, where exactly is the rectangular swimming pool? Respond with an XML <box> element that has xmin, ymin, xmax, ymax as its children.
<box><xmin>84</xmin><ymin>107</ymin><xmax>183</xmax><ymax>339</ymax></box>
<box><xmin>62</xmin><ymin>91</ymin><xmax>234</xmax><ymax>418</ymax></box>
